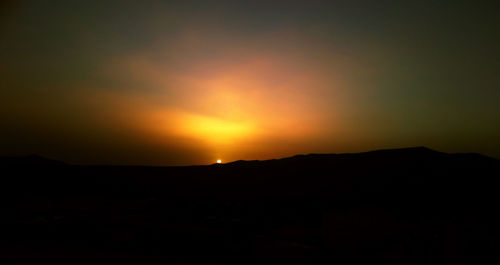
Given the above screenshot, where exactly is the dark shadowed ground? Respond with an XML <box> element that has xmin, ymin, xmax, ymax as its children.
<box><xmin>1</xmin><ymin>147</ymin><xmax>499</xmax><ymax>264</ymax></box>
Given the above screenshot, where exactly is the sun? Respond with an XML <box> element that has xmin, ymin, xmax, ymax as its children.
<box><xmin>216</xmin><ymin>159</ymin><xmax>222</xmax><ymax>164</ymax></box>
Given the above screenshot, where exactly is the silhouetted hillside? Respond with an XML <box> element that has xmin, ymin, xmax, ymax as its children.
<box><xmin>0</xmin><ymin>154</ymin><xmax>66</xmax><ymax>167</ymax></box>
<box><xmin>0</xmin><ymin>147</ymin><xmax>499</xmax><ymax>265</ymax></box>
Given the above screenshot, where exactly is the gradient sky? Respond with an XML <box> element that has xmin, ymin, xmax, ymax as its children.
<box><xmin>1</xmin><ymin>0</ymin><xmax>499</xmax><ymax>165</ymax></box>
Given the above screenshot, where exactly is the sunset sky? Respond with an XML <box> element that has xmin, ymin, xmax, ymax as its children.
<box><xmin>1</xmin><ymin>1</ymin><xmax>499</xmax><ymax>165</ymax></box>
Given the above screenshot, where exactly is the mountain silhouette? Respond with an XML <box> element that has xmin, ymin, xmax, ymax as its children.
<box><xmin>0</xmin><ymin>154</ymin><xmax>66</xmax><ymax>167</ymax></box>
<box><xmin>0</xmin><ymin>147</ymin><xmax>499</xmax><ymax>265</ymax></box>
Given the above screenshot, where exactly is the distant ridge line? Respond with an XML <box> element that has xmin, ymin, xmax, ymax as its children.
<box><xmin>1</xmin><ymin>147</ymin><xmax>497</xmax><ymax>167</ymax></box>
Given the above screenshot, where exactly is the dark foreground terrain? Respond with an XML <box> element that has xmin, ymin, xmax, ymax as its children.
<box><xmin>1</xmin><ymin>147</ymin><xmax>499</xmax><ymax>264</ymax></box>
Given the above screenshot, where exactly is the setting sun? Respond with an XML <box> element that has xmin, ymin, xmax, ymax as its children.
<box><xmin>1</xmin><ymin>1</ymin><xmax>497</xmax><ymax>263</ymax></box>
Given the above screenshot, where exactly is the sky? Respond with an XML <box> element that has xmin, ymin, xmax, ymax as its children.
<box><xmin>1</xmin><ymin>0</ymin><xmax>499</xmax><ymax>165</ymax></box>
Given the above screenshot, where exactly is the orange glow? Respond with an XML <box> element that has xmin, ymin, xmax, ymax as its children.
<box><xmin>171</xmin><ymin>111</ymin><xmax>258</xmax><ymax>146</ymax></box>
<box><xmin>87</xmin><ymin>31</ymin><xmax>362</xmax><ymax>164</ymax></box>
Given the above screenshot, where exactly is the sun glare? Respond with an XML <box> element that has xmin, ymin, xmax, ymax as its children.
<box><xmin>172</xmin><ymin>112</ymin><xmax>257</xmax><ymax>145</ymax></box>
<box><xmin>216</xmin><ymin>159</ymin><xmax>222</xmax><ymax>164</ymax></box>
